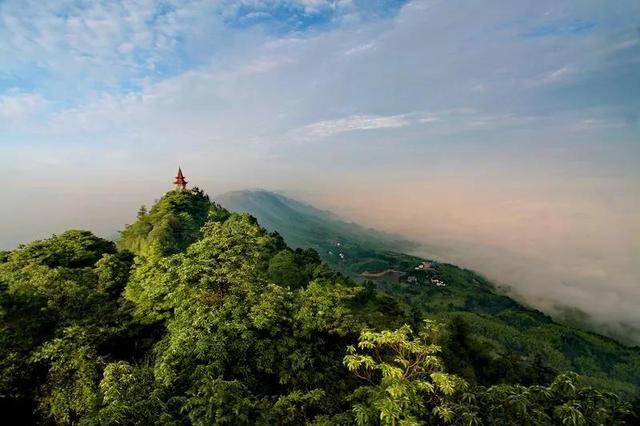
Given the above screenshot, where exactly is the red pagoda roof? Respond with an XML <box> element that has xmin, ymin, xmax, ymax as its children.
<box><xmin>174</xmin><ymin>167</ymin><xmax>188</xmax><ymax>187</ymax></box>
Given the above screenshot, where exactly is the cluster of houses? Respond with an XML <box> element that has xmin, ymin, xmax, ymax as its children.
<box><xmin>414</xmin><ymin>261</ymin><xmax>434</xmax><ymax>271</ymax></box>
<box><xmin>327</xmin><ymin>242</ymin><xmax>346</xmax><ymax>261</ymax></box>
<box><xmin>404</xmin><ymin>261</ymin><xmax>446</xmax><ymax>287</ymax></box>
<box><xmin>405</xmin><ymin>275</ymin><xmax>446</xmax><ymax>287</ymax></box>
<box><xmin>430</xmin><ymin>278</ymin><xmax>446</xmax><ymax>287</ymax></box>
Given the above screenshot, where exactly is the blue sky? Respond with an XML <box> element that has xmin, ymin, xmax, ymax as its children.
<box><xmin>522</xmin><ymin>17</ymin><xmax>597</xmax><ymax>37</ymax></box>
<box><xmin>0</xmin><ymin>0</ymin><xmax>409</xmax><ymax>100</ymax></box>
<box><xmin>1</xmin><ymin>1</ymin><xmax>638</xmax><ymax>136</ymax></box>
<box><xmin>0</xmin><ymin>0</ymin><xmax>639</xmax><ymax>339</ymax></box>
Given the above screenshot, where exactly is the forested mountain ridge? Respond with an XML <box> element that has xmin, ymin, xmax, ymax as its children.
<box><xmin>0</xmin><ymin>188</ymin><xmax>638</xmax><ymax>424</ymax></box>
<box><xmin>217</xmin><ymin>190</ymin><xmax>418</xmax><ymax>258</ymax></box>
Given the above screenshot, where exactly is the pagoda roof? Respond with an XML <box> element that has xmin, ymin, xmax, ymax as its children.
<box><xmin>174</xmin><ymin>167</ymin><xmax>188</xmax><ymax>185</ymax></box>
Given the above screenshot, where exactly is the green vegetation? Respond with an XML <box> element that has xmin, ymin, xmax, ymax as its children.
<box><xmin>217</xmin><ymin>190</ymin><xmax>417</xmax><ymax>268</ymax></box>
<box><xmin>119</xmin><ymin>188</ymin><xmax>223</xmax><ymax>256</ymax></box>
<box><xmin>369</xmin><ymin>263</ymin><xmax>640</xmax><ymax>398</ymax></box>
<box><xmin>1</xmin><ymin>188</ymin><xmax>638</xmax><ymax>424</ymax></box>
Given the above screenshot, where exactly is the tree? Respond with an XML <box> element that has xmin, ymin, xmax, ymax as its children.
<box><xmin>31</xmin><ymin>326</ymin><xmax>103</xmax><ymax>424</ymax></box>
<box><xmin>8</xmin><ymin>230</ymin><xmax>116</xmax><ymax>269</ymax></box>
<box><xmin>475</xmin><ymin>373</ymin><xmax>632</xmax><ymax>425</ymax></box>
<box><xmin>118</xmin><ymin>188</ymin><xmax>221</xmax><ymax>256</ymax></box>
<box><xmin>0</xmin><ymin>231</ymin><xmax>135</xmax><ymax>424</ymax></box>
<box><xmin>268</xmin><ymin>250</ymin><xmax>306</xmax><ymax>289</ymax></box>
<box><xmin>97</xmin><ymin>362</ymin><xmax>169</xmax><ymax>425</ymax></box>
<box><xmin>344</xmin><ymin>320</ymin><xmax>472</xmax><ymax>425</ymax></box>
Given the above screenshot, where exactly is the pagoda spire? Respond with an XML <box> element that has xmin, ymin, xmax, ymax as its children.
<box><xmin>174</xmin><ymin>167</ymin><xmax>188</xmax><ymax>190</ymax></box>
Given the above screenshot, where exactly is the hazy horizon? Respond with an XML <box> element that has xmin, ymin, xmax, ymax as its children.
<box><xmin>1</xmin><ymin>1</ymin><xmax>639</xmax><ymax>341</ymax></box>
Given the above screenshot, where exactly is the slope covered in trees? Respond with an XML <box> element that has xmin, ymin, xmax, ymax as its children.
<box><xmin>217</xmin><ymin>190</ymin><xmax>640</xmax><ymax>398</ymax></box>
<box><xmin>0</xmin><ymin>188</ymin><xmax>638</xmax><ymax>424</ymax></box>
<box><xmin>119</xmin><ymin>188</ymin><xmax>223</xmax><ymax>256</ymax></box>
<box><xmin>217</xmin><ymin>190</ymin><xmax>417</xmax><ymax>260</ymax></box>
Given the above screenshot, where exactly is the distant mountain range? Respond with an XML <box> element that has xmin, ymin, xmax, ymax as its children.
<box><xmin>218</xmin><ymin>189</ymin><xmax>419</xmax><ymax>273</ymax></box>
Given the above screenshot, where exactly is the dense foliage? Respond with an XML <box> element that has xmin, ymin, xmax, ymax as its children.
<box><xmin>118</xmin><ymin>188</ymin><xmax>221</xmax><ymax>256</ymax></box>
<box><xmin>1</xmin><ymin>189</ymin><xmax>638</xmax><ymax>424</ymax></box>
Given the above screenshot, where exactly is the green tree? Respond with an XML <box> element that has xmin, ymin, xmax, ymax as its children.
<box><xmin>344</xmin><ymin>320</ymin><xmax>471</xmax><ymax>425</ymax></box>
<box><xmin>31</xmin><ymin>326</ymin><xmax>103</xmax><ymax>424</ymax></box>
<box><xmin>475</xmin><ymin>372</ymin><xmax>632</xmax><ymax>425</ymax></box>
<box><xmin>8</xmin><ymin>230</ymin><xmax>116</xmax><ymax>269</ymax></box>
<box><xmin>97</xmin><ymin>362</ymin><xmax>170</xmax><ymax>425</ymax></box>
<box><xmin>268</xmin><ymin>250</ymin><xmax>306</xmax><ymax>289</ymax></box>
<box><xmin>118</xmin><ymin>188</ymin><xmax>222</xmax><ymax>256</ymax></box>
<box><xmin>0</xmin><ymin>231</ymin><xmax>135</xmax><ymax>424</ymax></box>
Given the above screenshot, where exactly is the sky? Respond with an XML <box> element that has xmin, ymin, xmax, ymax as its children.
<box><xmin>1</xmin><ymin>1</ymin><xmax>639</xmax><ymax>340</ymax></box>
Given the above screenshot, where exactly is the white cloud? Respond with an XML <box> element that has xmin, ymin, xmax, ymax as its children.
<box><xmin>4</xmin><ymin>0</ymin><xmax>635</xmax><ymax>147</ymax></box>
<box><xmin>296</xmin><ymin>114</ymin><xmax>411</xmax><ymax>139</ymax></box>
<box><xmin>418</xmin><ymin>114</ymin><xmax>441</xmax><ymax>124</ymax></box>
<box><xmin>526</xmin><ymin>66</ymin><xmax>573</xmax><ymax>87</ymax></box>
<box><xmin>239</xmin><ymin>56</ymin><xmax>296</xmax><ymax>75</ymax></box>
<box><xmin>344</xmin><ymin>41</ymin><xmax>376</xmax><ymax>55</ymax></box>
<box><xmin>571</xmin><ymin>118</ymin><xmax>627</xmax><ymax>131</ymax></box>
<box><xmin>222</xmin><ymin>0</ymin><xmax>353</xmax><ymax>16</ymax></box>
<box><xmin>0</xmin><ymin>91</ymin><xmax>47</xmax><ymax>121</ymax></box>
<box><xmin>0</xmin><ymin>0</ymin><xmax>230</xmax><ymax>94</ymax></box>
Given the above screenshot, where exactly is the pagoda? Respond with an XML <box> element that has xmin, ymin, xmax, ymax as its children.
<box><xmin>174</xmin><ymin>167</ymin><xmax>188</xmax><ymax>190</ymax></box>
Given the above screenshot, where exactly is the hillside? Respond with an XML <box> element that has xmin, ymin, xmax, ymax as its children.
<box><xmin>217</xmin><ymin>190</ymin><xmax>418</xmax><ymax>275</ymax></box>
<box><xmin>217</xmin><ymin>190</ymin><xmax>640</xmax><ymax>397</ymax></box>
<box><xmin>0</xmin><ymin>188</ymin><xmax>638</xmax><ymax>424</ymax></box>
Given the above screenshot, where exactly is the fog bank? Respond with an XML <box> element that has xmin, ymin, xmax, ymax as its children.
<box><xmin>305</xmin><ymin>175</ymin><xmax>640</xmax><ymax>343</ymax></box>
